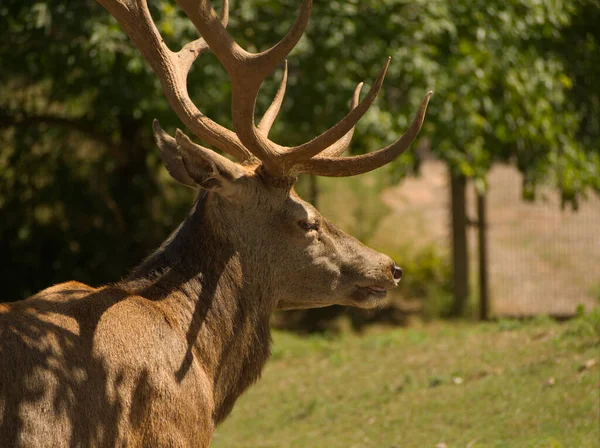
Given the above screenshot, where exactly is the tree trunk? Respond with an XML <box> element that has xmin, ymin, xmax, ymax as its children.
<box><xmin>450</xmin><ymin>171</ymin><xmax>469</xmax><ymax>316</ymax></box>
<box><xmin>477</xmin><ymin>190</ymin><xmax>489</xmax><ymax>321</ymax></box>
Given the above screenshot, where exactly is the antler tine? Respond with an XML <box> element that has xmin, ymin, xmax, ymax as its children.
<box><xmin>277</xmin><ymin>57</ymin><xmax>390</xmax><ymax>165</ymax></box>
<box><xmin>185</xmin><ymin>0</ymin><xmax>312</xmax><ymax>81</ymax></box>
<box><xmin>235</xmin><ymin>53</ymin><xmax>390</xmax><ymax>175</ymax></box>
<box><xmin>178</xmin><ymin>0</ymin><xmax>229</xmax><ymax>72</ymax></box>
<box><xmin>178</xmin><ymin>0</ymin><xmax>313</xmax><ymax>166</ymax></box>
<box><xmin>295</xmin><ymin>91</ymin><xmax>433</xmax><ymax>177</ymax></box>
<box><xmin>257</xmin><ymin>61</ymin><xmax>288</xmax><ymax>137</ymax></box>
<box><xmin>313</xmin><ymin>82</ymin><xmax>363</xmax><ymax>159</ymax></box>
<box><xmin>96</xmin><ymin>0</ymin><xmax>252</xmax><ymax>162</ymax></box>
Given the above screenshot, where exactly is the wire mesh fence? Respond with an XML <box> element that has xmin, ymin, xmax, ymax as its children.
<box><xmin>379</xmin><ymin>160</ymin><xmax>600</xmax><ymax>318</ymax></box>
<box><xmin>480</xmin><ymin>164</ymin><xmax>600</xmax><ymax>317</ymax></box>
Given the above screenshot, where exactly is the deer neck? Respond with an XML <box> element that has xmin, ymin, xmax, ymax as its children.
<box><xmin>123</xmin><ymin>191</ymin><xmax>275</xmax><ymax>423</ymax></box>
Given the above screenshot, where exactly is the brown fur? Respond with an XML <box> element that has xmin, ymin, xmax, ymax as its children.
<box><xmin>1</xmin><ymin>163</ymin><xmax>401</xmax><ymax>447</ymax></box>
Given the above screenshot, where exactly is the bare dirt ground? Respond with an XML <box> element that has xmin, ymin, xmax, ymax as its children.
<box><xmin>374</xmin><ymin>160</ymin><xmax>600</xmax><ymax>317</ymax></box>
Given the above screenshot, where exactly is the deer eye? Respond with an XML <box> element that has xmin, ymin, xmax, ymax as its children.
<box><xmin>298</xmin><ymin>220</ymin><xmax>318</xmax><ymax>232</ymax></box>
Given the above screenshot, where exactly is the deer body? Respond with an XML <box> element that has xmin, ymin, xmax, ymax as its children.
<box><xmin>1</xmin><ymin>0</ymin><xmax>432</xmax><ymax>445</ymax></box>
<box><xmin>1</xmin><ymin>183</ymin><xmax>403</xmax><ymax>447</ymax></box>
<box><xmin>1</xmin><ymin>192</ymin><xmax>272</xmax><ymax>447</ymax></box>
<box><xmin>1</xmin><ymin>281</ymin><xmax>218</xmax><ymax>447</ymax></box>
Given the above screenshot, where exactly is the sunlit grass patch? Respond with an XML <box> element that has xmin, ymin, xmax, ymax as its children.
<box><xmin>213</xmin><ymin>314</ymin><xmax>599</xmax><ymax>448</ymax></box>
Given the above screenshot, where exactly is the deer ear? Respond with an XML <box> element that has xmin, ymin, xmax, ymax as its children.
<box><xmin>153</xmin><ymin>120</ymin><xmax>197</xmax><ymax>188</ymax></box>
<box><xmin>153</xmin><ymin>120</ymin><xmax>246</xmax><ymax>195</ymax></box>
<box><xmin>174</xmin><ymin>129</ymin><xmax>247</xmax><ymax>196</ymax></box>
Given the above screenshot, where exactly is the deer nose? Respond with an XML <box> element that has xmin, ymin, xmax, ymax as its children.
<box><xmin>391</xmin><ymin>264</ymin><xmax>403</xmax><ymax>281</ymax></box>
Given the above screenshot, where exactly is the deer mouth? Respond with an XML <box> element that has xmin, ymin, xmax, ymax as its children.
<box><xmin>366</xmin><ymin>285</ymin><xmax>387</xmax><ymax>294</ymax></box>
<box><xmin>355</xmin><ymin>285</ymin><xmax>388</xmax><ymax>299</ymax></box>
<box><xmin>350</xmin><ymin>285</ymin><xmax>390</xmax><ymax>308</ymax></box>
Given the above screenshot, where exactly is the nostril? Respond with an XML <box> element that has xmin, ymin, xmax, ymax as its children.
<box><xmin>392</xmin><ymin>264</ymin><xmax>403</xmax><ymax>281</ymax></box>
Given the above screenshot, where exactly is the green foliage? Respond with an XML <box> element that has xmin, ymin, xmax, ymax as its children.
<box><xmin>389</xmin><ymin>244</ymin><xmax>453</xmax><ymax>318</ymax></box>
<box><xmin>591</xmin><ymin>282</ymin><xmax>600</xmax><ymax>304</ymax></box>
<box><xmin>338</xmin><ymin>176</ymin><xmax>390</xmax><ymax>244</ymax></box>
<box><xmin>419</xmin><ymin>0</ymin><xmax>599</xmax><ymax>206</ymax></box>
<box><xmin>561</xmin><ymin>306</ymin><xmax>600</xmax><ymax>339</ymax></box>
<box><xmin>0</xmin><ymin>1</ymin><xmax>194</xmax><ymax>299</ymax></box>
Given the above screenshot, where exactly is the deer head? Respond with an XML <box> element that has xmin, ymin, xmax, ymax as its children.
<box><xmin>97</xmin><ymin>0</ymin><xmax>432</xmax><ymax>310</ymax></box>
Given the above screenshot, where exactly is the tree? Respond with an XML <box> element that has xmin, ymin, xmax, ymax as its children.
<box><xmin>1</xmin><ymin>1</ymin><xmax>191</xmax><ymax>299</ymax></box>
<box><xmin>420</xmin><ymin>0</ymin><xmax>600</xmax><ymax>315</ymax></box>
<box><xmin>1</xmin><ymin>0</ymin><xmax>597</xmax><ymax>314</ymax></box>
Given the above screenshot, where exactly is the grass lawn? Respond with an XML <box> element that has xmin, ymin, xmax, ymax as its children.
<box><xmin>212</xmin><ymin>311</ymin><xmax>600</xmax><ymax>448</ymax></box>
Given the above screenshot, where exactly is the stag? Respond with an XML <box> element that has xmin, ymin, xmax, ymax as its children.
<box><xmin>0</xmin><ymin>0</ymin><xmax>431</xmax><ymax>446</ymax></box>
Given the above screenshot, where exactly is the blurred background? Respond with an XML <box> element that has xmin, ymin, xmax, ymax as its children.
<box><xmin>1</xmin><ymin>0</ymin><xmax>598</xmax><ymax>321</ymax></box>
<box><xmin>1</xmin><ymin>1</ymin><xmax>599</xmax><ymax>445</ymax></box>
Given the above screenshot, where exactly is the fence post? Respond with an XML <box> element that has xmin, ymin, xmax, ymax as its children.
<box><xmin>450</xmin><ymin>171</ymin><xmax>469</xmax><ymax>316</ymax></box>
<box><xmin>477</xmin><ymin>190</ymin><xmax>489</xmax><ymax>320</ymax></box>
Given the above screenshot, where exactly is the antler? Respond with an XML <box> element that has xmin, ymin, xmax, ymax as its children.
<box><xmin>96</xmin><ymin>0</ymin><xmax>432</xmax><ymax>179</ymax></box>
<box><xmin>95</xmin><ymin>0</ymin><xmax>251</xmax><ymax>161</ymax></box>
<box><xmin>296</xmin><ymin>92</ymin><xmax>433</xmax><ymax>176</ymax></box>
